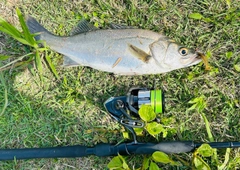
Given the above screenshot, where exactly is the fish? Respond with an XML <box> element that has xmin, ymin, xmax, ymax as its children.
<box><xmin>26</xmin><ymin>16</ymin><xmax>202</xmax><ymax>75</ymax></box>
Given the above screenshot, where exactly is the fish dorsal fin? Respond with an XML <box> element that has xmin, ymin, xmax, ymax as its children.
<box><xmin>110</xmin><ymin>23</ymin><xmax>136</xmax><ymax>29</ymax></box>
<box><xmin>70</xmin><ymin>19</ymin><xmax>98</xmax><ymax>36</ymax></box>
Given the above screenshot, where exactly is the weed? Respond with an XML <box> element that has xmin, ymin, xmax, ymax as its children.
<box><xmin>0</xmin><ymin>8</ymin><xmax>58</xmax><ymax>79</ymax></box>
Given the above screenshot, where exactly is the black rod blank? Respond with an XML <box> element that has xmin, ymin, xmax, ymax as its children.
<box><xmin>0</xmin><ymin>141</ymin><xmax>240</xmax><ymax>161</ymax></box>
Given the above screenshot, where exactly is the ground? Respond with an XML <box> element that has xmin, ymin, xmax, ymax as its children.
<box><xmin>0</xmin><ymin>0</ymin><xmax>239</xmax><ymax>169</ymax></box>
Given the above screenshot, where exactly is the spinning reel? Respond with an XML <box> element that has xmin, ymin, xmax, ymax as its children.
<box><xmin>104</xmin><ymin>87</ymin><xmax>164</xmax><ymax>143</ymax></box>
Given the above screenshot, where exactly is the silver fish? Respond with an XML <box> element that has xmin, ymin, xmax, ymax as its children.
<box><xmin>26</xmin><ymin>16</ymin><xmax>202</xmax><ymax>75</ymax></box>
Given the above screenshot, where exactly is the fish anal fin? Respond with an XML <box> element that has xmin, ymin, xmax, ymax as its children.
<box><xmin>63</xmin><ymin>56</ymin><xmax>80</xmax><ymax>67</ymax></box>
<box><xmin>70</xmin><ymin>19</ymin><xmax>98</xmax><ymax>36</ymax></box>
<box><xmin>128</xmin><ymin>44</ymin><xmax>151</xmax><ymax>63</ymax></box>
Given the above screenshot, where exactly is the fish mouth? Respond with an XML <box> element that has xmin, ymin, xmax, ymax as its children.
<box><xmin>180</xmin><ymin>53</ymin><xmax>202</xmax><ymax>66</ymax></box>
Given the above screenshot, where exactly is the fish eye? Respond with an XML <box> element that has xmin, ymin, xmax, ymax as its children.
<box><xmin>179</xmin><ymin>47</ymin><xmax>188</xmax><ymax>56</ymax></box>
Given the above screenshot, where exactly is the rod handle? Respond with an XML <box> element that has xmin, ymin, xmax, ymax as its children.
<box><xmin>0</xmin><ymin>145</ymin><xmax>89</xmax><ymax>160</ymax></box>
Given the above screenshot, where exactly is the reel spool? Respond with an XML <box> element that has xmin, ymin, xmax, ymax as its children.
<box><xmin>126</xmin><ymin>88</ymin><xmax>164</xmax><ymax>114</ymax></box>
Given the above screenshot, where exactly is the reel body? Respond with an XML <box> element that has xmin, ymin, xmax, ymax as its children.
<box><xmin>104</xmin><ymin>87</ymin><xmax>164</xmax><ymax>143</ymax></box>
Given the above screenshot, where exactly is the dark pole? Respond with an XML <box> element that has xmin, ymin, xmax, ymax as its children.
<box><xmin>0</xmin><ymin>141</ymin><xmax>240</xmax><ymax>161</ymax></box>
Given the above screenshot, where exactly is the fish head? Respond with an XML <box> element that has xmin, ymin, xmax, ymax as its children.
<box><xmin>151</xmin><ymin>39</ymin><xmax>202</xmax><ymax>71</ymax></box>
<box><xmin>164</xmin><ymin>42</ymin><xmax>202</xmax><ymax>70</ymax></box>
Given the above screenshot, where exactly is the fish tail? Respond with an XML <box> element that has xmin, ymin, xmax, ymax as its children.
<box><xmin>26</xmin><ymin>16</ymin><xmax>51</xmax><ymax>41</ymax></box>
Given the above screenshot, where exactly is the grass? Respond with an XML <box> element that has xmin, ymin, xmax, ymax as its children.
<box><xmin>0</xmin><ymin>0</ymin><xmax>240</xmax><ymax>169</ymax></box>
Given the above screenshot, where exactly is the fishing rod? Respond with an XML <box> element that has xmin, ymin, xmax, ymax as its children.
<box><xmin>1</xmin><ymin>141</ymin><xmax>240</xmax><ymax>160</ymax></box>
<box><xmin>0</xmin><ymin>87</ymin><xmax>240</xmax><ymax>160</ymax></box>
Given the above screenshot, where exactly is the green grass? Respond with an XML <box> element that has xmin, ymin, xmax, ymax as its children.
<box><xmin>0</xmin><ymin>0</ymin><xmax>240</xmax><ymax>169</ymax></box>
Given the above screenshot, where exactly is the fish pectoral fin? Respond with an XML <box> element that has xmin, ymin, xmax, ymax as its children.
<box><xmin>128</xmin><ymin>44</ymin><xmax>151</xmax><ymax>63</ymax></box>
<box><xmin>109</xmin><ymin>23</ymin><xmax>136</xmax><ymax>29</ymax></box>
<box><xmin>63</xmin><ymin>56</ymin><xmax>80</xmax><ymax>67</ymax></box>
<box><xmin>70</xmin><ymin>19</ymin><xmax>98</xmax><ymax>36</ymax></box>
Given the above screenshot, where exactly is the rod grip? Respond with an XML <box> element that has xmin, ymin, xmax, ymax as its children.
<box><xmin>0</xmin><ymin>145</ymin><xmax>88</xmax><ymax>160</ymax></box>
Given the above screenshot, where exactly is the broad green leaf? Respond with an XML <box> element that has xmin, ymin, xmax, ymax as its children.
<box><xmin>146</xmin><ymin>122</ymin><xmax>164</xmax><ymax>137</ymax></box>
<box><xmin>118</xmin><ymin>154</ymin><xmax>129</xmax><ymax>170</ymax></box>
<box><xmin>149</xmin><ymin>161</ymin><xmax>160</xmax><ymax>170</ymax></box>
<box><xmin>234</xmin><ymin>64</ymin><xmax>240</xmax><ymax>72</ymax></box>
<box><xmin>122</xmin><ymin>131</ymin><xmax>130</xmax><ymax>139</ymax></box>
<box><xmin>142</xmin><ymin>157</ymin><xmax>150</xmax><ymax>170</ymax></box>
<box><xmin>139</xmin><ymin>105</ymin><xmax>156</xmax><ymax>122</ymax></box>
<box><xmin>189</xmin><ymin>13</ymin><xmax>204</xmax><ymax>20</ymax></box>
<box><xmin>197</xmin><ymin>144</ymin><xmax>214</xmax><ymax>157</ymax></box>
<box><xmin>193</xmin><ymin>155</ymin><xmax>211</xmax><ymax>170</ymax></box>
<box><xmin>226</xmin><ymin>51</ymin><xmax>233</xmax><ymax>59</ymax></box>
<box><xmin>133</xmin><ymin>127</ymin><xmax>144</xmax><ymax>136</ymax></box>
<box><xmin>152</xmin><ymin>151</ymin><xmax>172</xmax><ymax>164</ymax></box>
<box><xmin>0</xmin><ymin>55</ymin><xmax>9</xmax><ymax>60</ymax></box>
<box><xmin>107</xmin><ymin>156</ymin><xmax>123</xmax><ymax>169</ymax></box>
